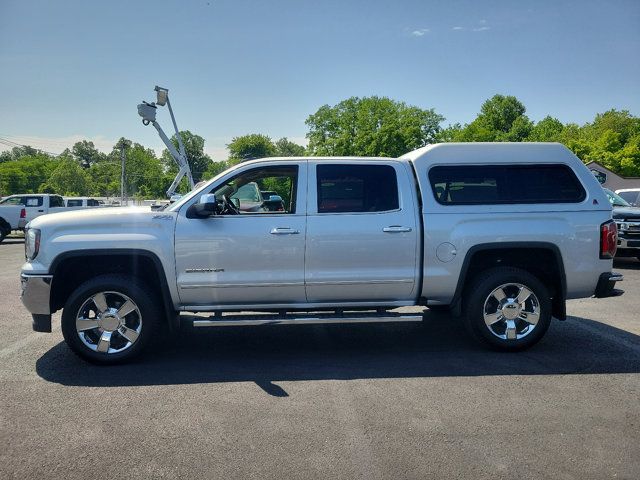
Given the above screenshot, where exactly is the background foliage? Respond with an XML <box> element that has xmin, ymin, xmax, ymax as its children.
<box><xmin>1</xmin><ymin>95</ymin><xmax>639</xmax><ymax>198</ymax></box>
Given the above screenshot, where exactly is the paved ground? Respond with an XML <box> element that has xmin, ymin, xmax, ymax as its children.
<box><xmin>0</xmin><ymin>234</ymin><xmax>639</xmax><ymax>479</ymax></box>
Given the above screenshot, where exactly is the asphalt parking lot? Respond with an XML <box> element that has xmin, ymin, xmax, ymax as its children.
<box><xmin>0</xmin><ymin>234</ymin><xmax>639</xmax><ymax>479</ymax></box>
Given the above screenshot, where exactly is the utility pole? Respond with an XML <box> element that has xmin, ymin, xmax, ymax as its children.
<box><xmin>120</xmin><ymin>143</ymin><xmax>126</xmax><ymax>206</ymax></box>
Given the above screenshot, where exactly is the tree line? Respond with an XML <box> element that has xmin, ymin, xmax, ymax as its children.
<box><xmin>1</xmin><ymin>94</ymin><xmax>638</xmax><ymax>198</ymax></box>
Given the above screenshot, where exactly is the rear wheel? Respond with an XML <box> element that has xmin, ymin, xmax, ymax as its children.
<box><xmin>61</xmin><ymin>274</ymin><xmax>160</xmax><ymax>364</ymax></box>
<box><xmin>463</xmin><ymin>267</ymin><xmax>551</xmax><ymax>351</ymax></box>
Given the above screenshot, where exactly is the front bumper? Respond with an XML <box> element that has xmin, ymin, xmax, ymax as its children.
<box><xmin>20</xmin><ymin>274</ymin><xmax>53</xmax><ymax>332</ymax></box>
<box><xmin>594</xmin><ymin>272</ymin><xmax>624</xmax><ymax>298</ymax></box>
<box><xmin>618</xmin><ymin>235</ymin><xmax>640</xmax><ymax>250</ymax></box>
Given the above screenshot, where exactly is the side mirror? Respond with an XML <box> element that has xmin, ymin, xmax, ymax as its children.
<box><xmin>268</xmin><ymin>195</ymin><xmax>283</xmax><ymax>203</ymax></box>
<box><xmin>186</xmin><ymin>194</ymin><xmax>218</xmax><ymax>218</ymax></box>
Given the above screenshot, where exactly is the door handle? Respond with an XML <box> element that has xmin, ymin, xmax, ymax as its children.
<box><xmin>270</xmin><ymin>227</ymin><xmax>300</xmax><ymax>235</ymax></box>
<box><xmin>383</xmin><ymin>226</ymin><xmax>412</xmax><ymax>233</ymax></box>
<box><xmin>38</xmin><ymin>210</ymin><xmax>44</xmax><ymax>212</ymax></box>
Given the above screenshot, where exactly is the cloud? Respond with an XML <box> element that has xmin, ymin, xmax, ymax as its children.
<box><xmin>473</xmin><ymin>26</ymin><xmax>490</xmax><ymax>32</ymax></box>
<box><xmin>452</xmin><ymin>26</ymin><xmax>464</xmax><ymax>31</ymax></box>
<box><xmin>411</xmin><ymin>28</ymin><xmax>430</xmax><ymax>37</ymax></box>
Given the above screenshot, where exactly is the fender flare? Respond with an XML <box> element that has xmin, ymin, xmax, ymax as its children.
<box><xmin>49</xmin><ymin>249</ymin><xmax>178</xmax><ymax>330</ymax></box>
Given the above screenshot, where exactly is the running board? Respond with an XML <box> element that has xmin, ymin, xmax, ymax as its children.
<box><xmin>184</xmin><ymin>312</ymin><xmax>424</xmax><ymax>328</ymax></box>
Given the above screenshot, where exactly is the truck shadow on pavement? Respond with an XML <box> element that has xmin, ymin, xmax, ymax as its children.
<box><xmin>36</xmin><ymin>313</ymin><xmax>640</xmax><ymax>396</ymax></box>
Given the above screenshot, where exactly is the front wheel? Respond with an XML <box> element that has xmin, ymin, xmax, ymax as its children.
<box><xmin>61</xmin><ymin>274</ymin><xmax>161</xmax><ymax>364</ymax></box>
<box><xmin>463</xmin><ymin>267</ymin><xmax>551</xmax><ymax>351</ymax></box>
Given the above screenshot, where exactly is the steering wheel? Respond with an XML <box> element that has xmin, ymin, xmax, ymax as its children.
<box><xmin>220</xmin><ymin>195</ymin><xmax>240</xmax><ymax>215</ymax></box>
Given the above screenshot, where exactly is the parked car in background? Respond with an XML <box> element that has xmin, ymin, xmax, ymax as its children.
<box><xmin>64</xmin><ymin>197</ymin><xmax>102</xmax><ymax>208</ymax></box>
<box><xmin>604</xmin><ymin>188</ymin><xmax>640</xmax><ymax>260</ymax></box>
<box><xmin>0</xmin><ymin>194</ymin><xmax>66</xmax><ymax>223</ymax></box>
<box><xmin>0</xmin><ymin>199</ymin><xmax>26</xmax><ymax>242</ymax></box>
<box><xmin>615</xmin><ymin>188</ymin><xmax>640</xmax><ymax>207</ymax></box>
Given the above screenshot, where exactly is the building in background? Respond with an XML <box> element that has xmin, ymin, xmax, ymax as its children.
<box><xmin>586</xmin><ymin>161</ymin><xmax>640</xmax><ymax>191</ymax></box>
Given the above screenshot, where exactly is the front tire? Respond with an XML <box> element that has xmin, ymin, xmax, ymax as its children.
<box><xmin>61</xmin><ymin>274</ymin><xmax>161</xmax><ymax>364</ymax></box>
<box><xmin>463</xmin><ymin>267</ymin><xmax>551</xmax><ymax>351</ymax></box>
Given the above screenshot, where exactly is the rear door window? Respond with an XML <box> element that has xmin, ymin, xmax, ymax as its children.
<box><xmin>429</xmin><ymin>164</ymin><xmax>586</xmax><ymax>205</ymax></box>
<box><xmin>316</xmin><ymin>164</ymin><xmax>399</xmax><ymax>213</ymax></box>
<box><xmin>25</xmin><ymin>197</ymin><xmax>43</xmax><ymax>207</ymax></box>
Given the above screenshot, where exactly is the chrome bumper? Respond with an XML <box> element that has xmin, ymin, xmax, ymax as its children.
<box><xmin>20</xmin><ymin>274</ymin><xmax>52</xmax><ymax>315</ymax></box>
<box><xmin>618</xmin><ymin>236</ymin><xmax>640</xmax><ymax>249</ymax></box>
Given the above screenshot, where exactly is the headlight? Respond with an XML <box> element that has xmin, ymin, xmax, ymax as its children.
<box><xmin>25</xmin><ymin>228</ymin><xmax>41</xmax><ymax>260</ymax></box>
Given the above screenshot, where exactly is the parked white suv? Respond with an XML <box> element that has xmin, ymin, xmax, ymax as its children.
<box><xmin>20</xmin><ymin>143</ymin><xmax>623</xmax><ymax>364</ymax></box>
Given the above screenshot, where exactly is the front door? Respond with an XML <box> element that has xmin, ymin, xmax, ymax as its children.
<box><xmin>175</xmin><ymin>162</ymin><xmax>307</xmax><ymax>307</ymax></box>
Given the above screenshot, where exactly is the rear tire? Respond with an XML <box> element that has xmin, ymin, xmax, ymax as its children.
<box><xmin>61</xmin><ymin>274</ymin><xmax>161</xmax><ymax>365</ymax></box>
<box><xmin>463</xmin><ymin>267</ymin><xmax>551</xmax><ymax>351</ymax></box>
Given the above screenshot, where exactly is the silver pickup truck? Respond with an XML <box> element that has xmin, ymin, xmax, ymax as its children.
<box><xmin>20</xmin><ymin>143</ymin><xmax>623</xmax><ymax>364</ymax></box>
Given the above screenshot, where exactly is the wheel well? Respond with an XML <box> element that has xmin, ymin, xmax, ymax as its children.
<box><xmin>0</xmin><ymin>217</ymin><xmax>10</xmax><ymax>232</ymax></box>
<box><xmin>455</xmin><ymin>245</ymin><xmax>566</xmax><ymax>320</ymax></box>
<box><xmin>50</xmin><ymin>252</ymin><xmax>176</xmax><ymax>327</ymax></box>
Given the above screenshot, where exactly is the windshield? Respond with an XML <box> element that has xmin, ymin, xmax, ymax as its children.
<box><xmin>166</xmin><ymin>163</ymin><xmax>240</xmax><ymax>212</ymax></box>
<box><xmin>603</xmin><ymin>188</ymin><xmax>630</xmax><ymax>207</ymax></box>
<box><xmin>0</xmin><ymin>196</ymin><xmax>23</xmax><ymax>205</ymax></box>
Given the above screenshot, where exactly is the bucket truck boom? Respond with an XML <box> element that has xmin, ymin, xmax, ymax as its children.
<box><xmin>137</xmin><ymin>86</ymin><xmax>195</xmax><ymax>198</ymax></box>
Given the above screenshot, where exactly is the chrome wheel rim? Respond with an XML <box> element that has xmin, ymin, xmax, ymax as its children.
<box><xmin>75</xmin><ymin>291</ymin><xmax>142</xmax><ymax>354</ymax></box>
<box><xmin>482</xmin><ymin>283</ymin><xmax>540</xmax><ymax>340</ymax></box>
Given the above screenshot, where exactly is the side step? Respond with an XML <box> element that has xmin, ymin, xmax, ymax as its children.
<box><xmin>183</xmin><ymin>311</ymin><xmax>424</xmax><ymax>328</ymax></box>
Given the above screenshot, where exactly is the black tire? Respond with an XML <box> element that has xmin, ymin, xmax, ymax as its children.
<box><xmin>61</xmin><ymin>274</ymin><xmax>161</xmax><ymax>365</ymax></box>
<box><xmin>463</xmin><ymin>267</ymin><xmax>551</xmax><ymax>351</ymax></box>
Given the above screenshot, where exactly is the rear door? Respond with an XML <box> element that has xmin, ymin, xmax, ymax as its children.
<box><xmin>305</xmin><ymin>161</ymin><xmax>420</xmax><ymax>303</ymax></box>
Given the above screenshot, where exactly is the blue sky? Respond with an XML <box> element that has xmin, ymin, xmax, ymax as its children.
<box><xmin>1</xmin><ymin>0</ymin><xmax>639</xmax><ymax>159</ymax></box>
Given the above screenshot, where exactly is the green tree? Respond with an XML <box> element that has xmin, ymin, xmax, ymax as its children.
<box><xmin>72</xmin><ymin>140</ymin><xmax>106</xmax><ymax>168</ymax></box>
<box><xmin>201</xmin><ymin>161</ymin><xmax>229</xmax><ymax>181</ymax></box>
<box><xmin>529</xmin><ymin>116</ymin><xmax>564</xmax><ymax>142</ymax></box>
<box><xmin>305</xmin><ymin>96</ymin><xmax>444</xmax><ymax>157</ymax></box>
<box><xmin>452</xmin><ymin>95</ymin><xmax>532</xmax><ymax>142</ymax></box>
<box><xmin>161</xmin><ymin>130</ymin><xmax>213</xmax><ymax>183</ymax></box>
<box><xmin>42</xmin><ymin>158</ymin><xmax>92</xmax><ymax>195</ymax></box>
<box><xmin>227</xmin><ymin>134</ymin><xmax>276</xmax><ymax>163</ymax></box>
<box><xmin>274</xmin><ymin>137</ymin><xmax>305</xmax><ymax>157</ymax></box>
<box><xmin>88</xmin><ymin>161</ymin><xmax>121</xmax><ymax>197</ymax></box>
<box><xmin>0</xmin><ymin>154</ymin><xmax>55</xmax><ymax>195</ymax></box>
<box><xmin>477</xmin><ymin>95</ymin><xmax>527</xmax><ymax>133</ymax></box>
